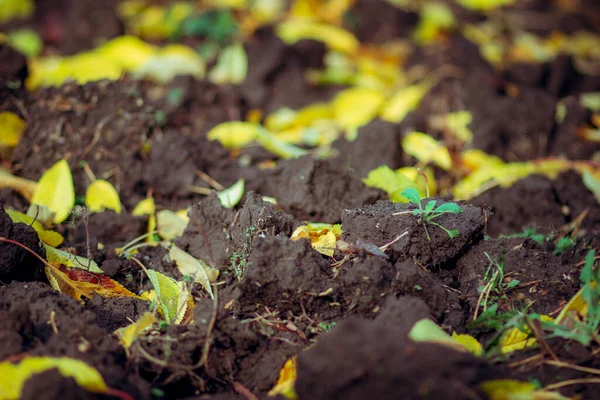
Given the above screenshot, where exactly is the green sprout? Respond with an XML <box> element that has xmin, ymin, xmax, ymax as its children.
<box><xmin>398</xmin><ymin>187</ymin><xmax>462</xmax><ymax>240</ymax></box>
<box><xmin>474</xmin><ymin>252</ymin><xmax>520</xmax><ymax>320</ymax></box>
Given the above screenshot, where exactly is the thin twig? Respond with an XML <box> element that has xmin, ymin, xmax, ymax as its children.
<box><xmin>195</xmin><ymin>170</ymin><xmax>225</xmax><ymax>190</ymax></box>
<box><xmin>545</xmin><ymin>360</ymin><xmax>600</xmax><ymax>376</ymax></box>
<box><xmin>542</xmin><ymin>378</ymin><xmax>600</xmax><ymax>391</ymax></box>
<box><xmin>233</xmin><ymin>382</ymin><xmax>259</xmax><ymax>400</ymax></box>
<box><xmin>192</xmin><ymin>285</ymin><xmax>219</xmax><ymax>369</ymax></box>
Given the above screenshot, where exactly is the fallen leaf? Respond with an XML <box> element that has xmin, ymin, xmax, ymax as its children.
<box><xmin>133</xmin><ymin>44</ymin><xmax>206</xmax><ymax>83</ymax></box>
<box><xmin>31</xmin><ymin>159</ymin><xmax>75</xmax><ymax>224</ymax></box>
<box><xmin>6</xmin><ymin>210</ymin><xmax>64</xmax><ymax>247</ymax></box>
<box><xmin>217</xmin><ymin>179</ymin><xmax>245</xmax><ymax>208</ymax></box>
<box><xmin>0</xmin><ymin>168</ymin><xmax>37</xmax><ymax>201</ymax></box>
<box><xmin>132</xmin><ymin>197</ymin><xmax>157</xmax><ymax>242</ymax></box>
<box><xmin>413</xmin><ymin>2</ymin><xmax>455</xmax><ymax>45</ymax></box>
<box><xmin>143</xmin><ymin>270</ymin><xmax>192</xmax><ymax>324</ymax></box>
<box><xmin>115</xmin><ymin>312</ymin><xmax>156</xmax><ymax>349</ymax></box>
<box><xmin>363</xmin><ymin>165</ymin><xmax>420</xmax><ymax>202</ymax></box>
<box><xmin>0</xmin><ymin>357</ymin><xmax>131</xmax><ymax>400</ymax></box>
<box><xmin>256</xmin><ymin>128</ymin><xmax>309</xmax><ymax>159</ymax></box>
<box><xmin>291</xmin><ymin>223</ymin><xmax>342</xmax><ymax>257</ymax></box>
<box><xmin>276</xmin><ymin>20</ymin><xmax>359</xmax><ymax>54</ymax></box>
<box><xmin>44</xmin><ymin>244</ymin><xmax>102</xmax><ymax>273</ymax></box>
<box><xmin>6</xmin><ymin>29</ymin><xmax>43</xmax><ymax>57</ymax></box>
<box><xmin>207</xmin><ymin>121</ymin><xmax>260</xmax><ymax>149</ymax></box>
<box><xmin>580</xmin><ymin>92</ymin><xmax>600</xmax><ymax>112</ymax></box>
<box><xmin>409</xmin><ymin>318</ymin><xmax>481</xmax><ymax>355</ymax></box>
<box><xmin>456</xmin><ymin>0</ymin><xmax>515</xmax><ymax>11</ymax></box>
<box><xmin>332</xmin><ymin>87</ymin><xmax>386</xmax><ymax>133</ymax></box>
<box><xmin>380</xmin><ymin>82</ymin><xmax>433</xmax><ymax>123</ymax></box>
<box><xmin>156</xmin><ymin>209</ymin><xmax>189</xmax><ymax>240</ymax></box>
<box><xmin>581</xmin><ymin>169</ymin><xmax>600</xmax><ymax>204</ymax></box>
<box><xmin>166</xmin><ymin>244</ymin><xmax>218</xmax><ymax>297</ymax></box>
<box><xmin>480</xmin><ymin>379</ymin><xmax>567</xmax><ymax>400</ymax></box>
<box><xmin>208</xmin><ymin>42</ymin><xmax>248</xmax><ymax>85</ymax></box>
<box><xmin>402</xmin><ymin>132</ymin><xmax>452</xmax><ymax>170</ymax></box>
<box><xmin>268</xmin><ymin>356</ymin><xmax>298</xmax><ymax>399</ymax></box>
<box><xmin>0</xmin><ymin>0</ymin><xmax>34</xmax><ymax>24</ymax></box>
<box><xmin>45</xmin><ymin>262</ymin><xmax>138</xmax><ymax>302</ymax></box>
<box><xmin>0</xmin><ymin>112</ymin><xmax>26</xmax><ymax>147</ymax></box>
<box><xmin>85</xmin><ymin>180</ymin><xmax>122</xmax><ymax>213</ymax></box>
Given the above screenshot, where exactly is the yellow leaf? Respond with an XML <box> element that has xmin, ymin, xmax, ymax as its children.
<box><xmin>0</xmin><ymin>168</ymin><xmax>37</xmax><ymax>201</ymax></box>
<box><xmin>5</xmin><ymin>210</ymin><xmax>64</xmax><ymax>247</ymax></box>
<box><xmin>256</xmin><ymin>128</ymin><xmax>309</xmax><ymax>159</ymax></box>
<box><xmin>413</xmin><ymin>2</ymin><xmax>455</xmax><ymax>45</ymax></box>
<box><xmin>396</xmin><ymin>167</ymin><xmax>438</xmax><ymax>197</ymax></box>
<box><xmin>156</xmin><ymin>209</ymin><xmax>189</xmax><ymax>240</ymax></box>
<box><xmin>45</xmin><ymin>262</ymin><xmax>138</xmax><ymax>302</ymax></box>
<box><xmin>402</xmin><ymin>132</ymin><xmax>452</xmax><ymax>170</ymax></box>
<box><xmin>276</xmin><ymin>20</ymin><xmax>359</xmax><ymax>54</ymax></box>
<box><xmin>411</xmin><ymin>320</ymin><xmax>484</xmax><ymax>357</ymax></box>
<box><xmin>0</xmin><ymin>357</ymin><xmax>110</xmax><ymax>399</ymax></box>
<box><xmin>31</xmin><ymin>159</ymin><xmax>75</xmax><ymax>224</ymax></box>
<box><xmin>45</xmin><ymin>244</ymin><xmax>102</xmax><ymax>273</ymax></box>
<box><xmin>556</xmin><ymin>284</ymin><xmax>593</xmax><ymax>325</ymax></box>
<box><xmin>167</xmin><ymin>244</ymin><xmax>218</xmax><ymax>297</ymax></box>
<box><xmin>217</xmin><ymin>179</ymin><xmax>245</xmax><ymax>208</ymax></box>
<box><xmin>0</xmin><ymin>112</ymin><xmax>25</xmax><ymax>147</ymax></box>
<box><xmin>429</xmin><ymin>111</ymin><xmax>473</xmax><ymax>144</ymax></box>
<box><xmin>457</xmin><ymin>0</ymin><xmax>515</xmax><ymax>11</ymax></box>
<box><xmin>207</xmin><ymin>121</ymin><xmax>260</xmax><ymax>149</ymax></box>
<box><xmin>451</xmin><ymin>332</ymin><xmax>483</xmax><ymax>357</ymax></box>
<box><xmin>268</xmin><ymin>356</ymin><xmax>298</xmax><ymax>399</ymax></box>
<box><xmin>0</xmin><ymin>0</ymin><xmax>34</xmax><ymax>24</ymax></box>
<box><xmin>363</xmin><ymin>165</ymin><xmax>420</xmax><ymax>203</ymax></box>
<box><xmin>380</xmin><ymin>82</ymin><xmax>433</xmax><ymax>123</ymax></box>
<box><xmin>332</xmin><ymin>87</ymin><xmax>385</xmax><ymax>132</ymax></box>
<box><xmin>291</xmin><ymin>223</ymin><xmax>342</xmax><ymax>257</ymax></box>
<box><xmin>460</xmin><ymin>149</ymin><xmax>504</xmax><ymax>172</ymax></box>
<box><xmin>115</xmin><ymin>312</ymin><xmax>156</xmax><ymax>349</ymax></box>
<box><xmin>133</xmin><ymin>44</ymin><xmax>205</xmax><ymax>83</ymax></box>
<box><xmin>481</xmin><ymin>379</ymin><xmax>567</xmax><ymax>400</ymax></box>
<box><xmin>453</xmin><ymin>158</ymin><xmax>571</xmax><ymax>200</ymax></box>
<box><xmin>97</xmin><ymin>35</ymin><xmax>157</xmax><ymax>70</ymax></box>
<box><xmin>85</xmin><ymin>180</ymin><xmax>122</xmax><ymax>214</ymax></box>
<box><xmin>208</xmin><ymin>43</ymin><xmax>248</xmax><ymax>85</ymax></box>
<box><xmin>132</xmin><ymin>197</ymin><xmax>157</xmax><ymax>242</ymax></box>
<box><xmin>500</xmin><ymin>315</ymin><xmax>554</xmax><ymax>354</ymax></box>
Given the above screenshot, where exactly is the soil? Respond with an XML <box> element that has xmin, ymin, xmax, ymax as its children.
<box><xmin>1</xmin><ymin>1</ymin><xmax>600</xmax><ymax>399</ymax></box>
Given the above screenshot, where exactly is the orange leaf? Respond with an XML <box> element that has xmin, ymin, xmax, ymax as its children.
<box><xmin>45</xmin><ymin>263</ymin><xmax>139</xmax><ymax>302</ymax></box>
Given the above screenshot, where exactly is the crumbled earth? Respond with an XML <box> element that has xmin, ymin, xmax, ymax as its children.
<box><xmin>2</xmin><ymin>1</ymin><xmax>600</xmax><ymax>399</ymax></box>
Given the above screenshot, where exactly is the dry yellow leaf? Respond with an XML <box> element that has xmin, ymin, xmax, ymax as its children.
<box><xmin>0</xmin><ymin>112</ymin><xmax>25</xmax><ymax>147</ymax></box>
<box><xmin>207</xmin><ymin>121</ymin><xmax>260</xmax><ymax>149</ymax></box>
<box><xmin>0</xmin><ymin>357</ymin><xmax>111</xmax><ymax>400</ymax></box>
<box><xmin>132</xmin><ymin>197</ymin><xmax>157</xmax><ymax>242</ymax></box>
<box><xmin>115</xmin><ymin>312</ymin><xmax>156</xmax><ymax>349</ymax></box>
<box><xmin>5</xmin><ymin>209</ymin><xmax>64</xmax><ymax>247</ymax></box>
<box><xmin>31</xmin><ymin>159</ymin><xmax>75</xmax><ymax>224</ymax></box>
<box><xmin>380</xmin><ymin>82</ymin><xmax>433</xmax><ymax>123</ymax></box>
<box><xmin>268</xmin><ymin>356</ymin><xmax>298</xmax><ymax>399</ymax></box>
<box><xmin>86</xmin><ymin>180</ymin><xmax>122</xmax><ymax>214</ymax></box>
<box><xmin>291</xmin><ymin>223</ymin><xmax>341</xmax><ymax>257</ymax></box>
<box><xmin>332</xmin><ymin>87</ymin><xmax>386</xmax><ymax>132</ymax></box>
<box><xmin>402</xmin><ymin>132</ymin><xmax>452</xmax><ymax>170</ymax></box>
<box><xmin>276</xmin><ymin>20</ymin><xmax>359</xmax><ymax>54</ymax></box>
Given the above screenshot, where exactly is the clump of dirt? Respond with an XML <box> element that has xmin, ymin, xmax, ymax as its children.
<box><xmin>331</xmin><ymin>119</ymin><xmax>403</xmax><ymax>178</ymax></box>
<box><xmin>550</xmin><ymin>95</ymin><xmax>599</xmax><ymax>160</ymax></box>
<box><xmin>392</xmin><ymin>260</ymin><xmax>466</xmax><ymax>329</ymax></box>
<box><xmin>0</xmin><ymin>205</ymin><xmax>45</xmax><ymax>282</ymax></box>
<box><xmin>472</xmin><ymin>171</ymin><xmax>600</xmax><ymax>237</ymax></box>
<box><xmin>456</xmin><ymin>237</ymin><xmax>580</xmax><ymax>320</ymax></box>
<box><xmin>176</xmin><ymin>191</ymin><xmax>297</xmax><ymax>270</ymax></box>
<box><xmin>341</xmin><ymin>199</ymin><xmax>485</xmax><ymax>266</ymax></box>
<box><xmin>347</xmin><ymin>0</ymin><xmax>418</xmax><ymax>43</ymax></box>
<box><xmin>84</xmin><ymin>296</ymin><xmax>149</xmax><ymax>333</ymax></box>
<box><xmin>256</xmin><ymin>156</ymin><xmax>384</xmax><ymax>223</ymax></box>
<box><xmin>0</xmin><ymin>281</ymin><xmax>149</xmax><ymax>397</ymax></box>
<box><xmin>12</xmin><ymin>80</ymin><xmax>158</xmax><ymax>208</ymax></box>
<box><xmin>233</xmin><ymin>236</ymin><xmax>331</xmax><ymax>315</ymax></box>
<box><xmin>132</xmin><ymin>298</ymin><xmax>300</xmax><ymax>398</ymax></box>
<box><xmin>295</xmin><ymin>296</ymin><xmax>503</xmax><ymax>400</ymax></box>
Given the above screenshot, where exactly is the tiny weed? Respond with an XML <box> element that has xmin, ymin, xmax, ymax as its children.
<box><xmin>537</xmin><ymin>250</ymin><xmax>600</xmax><ymax>346</ymax></box>
<box><xmin>474</xmin><ymin>252</ymin><xmax>520</xmax><ymax>320</ymax></box>
<box><xmin>398</xmin><ymin>187</ymin><xmax>462</xmax><ymax>240</ymax></box>
<box><xmin>318</xmin><ymin>321</ymin><xmax>337</xmax><ymax>332</ymax></box>
<box><xmin>228</xmin><ymin>225</ymin><xmax>258</xmax><ymax>280</ymax></box>
<box><xmin>553</xmin><ymin>237</ymin><xmax>575</xmax><ymax>256</ymax></box>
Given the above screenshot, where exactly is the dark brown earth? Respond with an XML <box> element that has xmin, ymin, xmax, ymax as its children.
<box><xmin>1</xmin><ymin>1</ymin><xmax>600</xmax><ymax>399</ymax></box>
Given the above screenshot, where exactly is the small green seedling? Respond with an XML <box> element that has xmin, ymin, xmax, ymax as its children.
<box><xmin>474</xmin><ymin>252</ymin><xmax>519</xmax><ymax>320</ymax></box>
<box><xmin>398</xmin><ymin>187</ymin><xmax>462</xmax><ymax>240</ymax></box>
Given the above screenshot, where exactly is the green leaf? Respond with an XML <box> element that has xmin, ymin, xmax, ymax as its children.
<box><xmin>208</xmin><ymin>42</ymin><xmax>248</xmax><ymax>85</ymax></box>
<box><xmin>434</xmin><ymin>202</ymin><xmax>462</xmax><ymax>214</ymax></box>
<box><xmin>581</xmin><ymin>92</ymin><xmax>600</xmax><ymax>112</ymax></box>
<box><xmin>45</xmin><ymin>244</ymin><xmax>103</xmax><ymax>273</ymax></box>
<box><xmin>363</xmin><ymin>165</ymin><xmax>417</xmax><ymax>203</ymax></box>
<box><xmin>401</xmin><ymin>187</ymin><xmax>421</xmax><ymax>205</ymax></box>
<box><xmin>424</xmin><ymin>200</ymin><xmax>437</xmax><ymax>213</ymax></box>
<box><xmin>255</xmin><ymin>128</ymin><xmax>309</xmax><ymax>159</ymax></box>
<box><xmin>582</xmin><ymin>169</ymin><xmax>600</xmax><ymax>204</ymax></box>
<box><xmin>217</xmin><ymin>179</ymin><xmax>245</xmax><ymax>208</ymax></box>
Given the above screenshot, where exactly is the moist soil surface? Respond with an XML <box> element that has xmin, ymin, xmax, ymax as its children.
<box><xmin>1</xmin><ymin>1</ymin><xmax>600</xmax><ymax>400</ymax></box>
